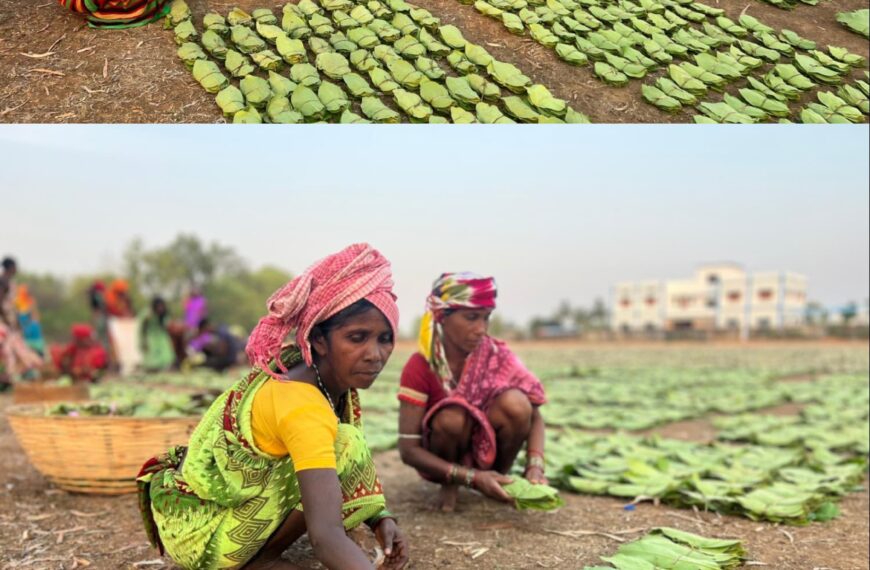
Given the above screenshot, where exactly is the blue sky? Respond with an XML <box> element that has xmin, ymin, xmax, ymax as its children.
<box><xmin>0</xmin><ymin>125</ymin><xmax>867</xmax><ymax>329</ymax></box>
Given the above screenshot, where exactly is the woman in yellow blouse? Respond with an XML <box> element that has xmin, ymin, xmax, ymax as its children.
<box><xmin>138</xmin><ymin>244</ymin><xmax>409</xmax><ymax>570</ymax></box>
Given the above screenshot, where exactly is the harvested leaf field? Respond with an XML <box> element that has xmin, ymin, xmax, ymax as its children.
<box><xmin>0</xmin><ymin>0</ymin><xmax>866</xmax><ymax>122</ymax></box>
<box><xmin>1</xmin><ymin>341</ymin><xmax>868</xmax><ymax>569</ymax></box>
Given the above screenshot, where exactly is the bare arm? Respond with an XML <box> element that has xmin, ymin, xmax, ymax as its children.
<box><xmin>527</xmin><ymin>406</ymin><xmax>545</xmax><ymax>454</ymax></box>
<box><xmin>397</xmin><ymin>402</ymin><xmax>452</xmax><ymax>482</ymax></box>
<box><xmin>297</xmin><ymin>468</ymin><xmax>374</xmax><ymax>570</ymax></box>
<box><xmin>397</xmin><ymin>402</ymin><xmax>514</xmax><ymax>502</ymax></box>
<box><xmin>524</xmin><ymin>406</ymin><xmax>547</xmax><ymax>484</ymax></box>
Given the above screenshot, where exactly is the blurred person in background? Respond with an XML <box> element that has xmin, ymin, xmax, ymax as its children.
<box><xmin>183</xmin><ymin>285</ymin><xmax>208</xmax><ymax>334</ymax></box>
<box><xmin>87</xmin><ymin>280</ymin><xmax>113</xmax><ymax>364</ymax></box>
<box><xmin>140</xmin><ymin>296</ymin><xmax>175</xmax><ymax>372</ymax></box>
<box><xmin>51</xmin><ymin>324</ymin><xmax>109</xmax><ymax>382</ymax></box>
<box><xmin>187</xmin><ymin>317</ymin><xmax>240</xmax><ymax>372</ymax></box>
<box><xmin>15</xmin><ymin>284</ymin><xmax>46</xmax><ymax>357</ymax></box>
<box><xmin>0</xmin><ymin>257</ymin><xmax>19</xmax><ymax>331</ymax></box>
<box><xmin>105</xmin><ymin>278</ymin><xmax>140</xmax><ymax>375</ymax></box>
<box><xmin>0</xmin><ymin>257</ymin><xmax>43</xmax><ymax>386</ymax></box>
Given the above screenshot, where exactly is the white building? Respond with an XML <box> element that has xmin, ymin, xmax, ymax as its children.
<box><xmin>611</xmin><ymin>263</ymin><xmax>807</xmax><ymax>333</ymax></box>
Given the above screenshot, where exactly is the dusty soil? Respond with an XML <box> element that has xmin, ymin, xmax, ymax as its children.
<box><xmin>2</xmin><ymin>393</ymin><xmax>868</xmax><ymax>570</ymax></box>
<box><xmin>0</xmin><ymin>0</ymin><xmax>866</xmax><ymax>123</ymax></box>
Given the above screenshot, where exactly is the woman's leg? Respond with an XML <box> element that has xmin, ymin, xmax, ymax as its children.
<box><xmin>426</xmin><ymin>405</ymin><xmax>473</xmax><ymax>511</ymax></box>
<box><xmin>487</xmin><ymin>389</ymin><xmax>534</xmax><ymax>474</ymax></box>
<box><xmin>243</xmin><ymin>509</ymin><xmax>307</xmax><ymax>570</ymax></box>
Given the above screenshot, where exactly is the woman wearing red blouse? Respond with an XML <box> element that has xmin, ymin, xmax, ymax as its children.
<box><xmin>397</xmin><ymin>273</ymin><xmax>547</xmax><ymax>511</ymax></box>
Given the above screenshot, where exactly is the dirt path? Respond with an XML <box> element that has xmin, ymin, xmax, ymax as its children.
<box><xmin>0</xmin><ymin>0</ymin><xmax>866</xmax><ymax>123</ymax></box>
<box><xmin>2</xmin><ymin>393</ymin><xmax>868</xmax><ymax>569</ymax></box>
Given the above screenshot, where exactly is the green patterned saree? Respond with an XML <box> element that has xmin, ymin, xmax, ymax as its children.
<box><xmin>137</xmin><ymin>349</ymin><xmax>388</xmax><ymax>569</ymax></box>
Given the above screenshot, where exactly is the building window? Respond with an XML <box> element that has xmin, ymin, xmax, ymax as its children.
<box><xmin>727</xmin><ymin>319</ymin><xmax>739</xmax><ymax>330</ymax></box>
<box><xmin>707</xmin><ymin>274</ymin><xmax>720</xmax><ymax>284</ymax></box>
<box><xmin>673</xmin><ymin>296</ymin><xmax>692</xmax><ymax>308</ymax></box>
<box><xmin>758</xmin><ymin>289</ymin><xmax>773</xmax><ymax>301</ymax></box>
<box><xmin>645</xmin><ymin>297</ymin><xmax>657</xmax><ymax>306</ymax></box>
<box><xmin>621</xmin><ymin>324</ymin><xmax>631</xmax><ymax>333</ymax></box>
<box><xmin>727</xmin><ymin>291</ymin><xmax>741</xmax><ymax>303</ymax></box>
<box><xmin>706</xmin><ymin>297</ymin><xmax>717</xmax><ymax>308</ymax></box>
<box><xmin>757</xmin><ymin>318</ymin><xmax>771</xmax><ymax>330</ymax></box>
<box><xmin>644</xmin><ymin>323</ymin><xmax>657</xmax><ymax>332</ymax></box>
<box><xmin>620</xmin><ymin>298</ymin><xmax>631</xmax><ymax>308</ymax></box>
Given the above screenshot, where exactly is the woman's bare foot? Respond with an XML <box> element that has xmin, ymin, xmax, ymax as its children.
<box><xmin>437</xmin><ymin>484</ymin><xmax>459</xmax><ymax>512</ymax></box>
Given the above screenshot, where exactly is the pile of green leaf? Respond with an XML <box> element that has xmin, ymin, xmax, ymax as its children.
<box><xmin>715</xmin><ymin>373</ymin><xmax>870</xmax><ymax>456</ymax></box>
<box><xmin>585</xmin><ymin>527</ymin><xmax>745</xmax><ymax>569</ymax></box>
<box><xmin>837</xmin><ymin>9</ymin><xmax>869</xmax><ymax>38</ymax></box>
<box><xmin>542</xmin><ymin>367</ymin><xmax>789</xmax><ymax>430</ymax></box>
<box><xmin>442</xmin><ymin>0</ymin><xmax>869</xmax><ymax>122</ymax></box>
<box><xmin>166</xmin><ymin>0</ymin><xmax>590</xmax><ymax>123</ymax></box>
<box><xmin>796</xmin><ymin>74</ymin><xmax>870</xmax><ymax>123</ymax></box>
<box><xmin>46</xmin><ymin>384</ymin><xmax>218</xmax><ymax>418</ymax></box>
<box><xmin>549</xmin><ymin>429</ymin><xmax>865</xmax><ymax>524</ymax></box>
<box><xmin>502</xmin><ymin>477</ymin><xmax>565</xmax><ymax>510</ymax></box>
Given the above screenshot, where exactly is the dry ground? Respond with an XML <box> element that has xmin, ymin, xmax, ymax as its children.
<box><xmin>2</xmin><ymin>396</ymin><xmax>868</xmax><ymax>568</ymax></box>
<box><xmin>0</xmin><ymin>0</ymin><xmax>867</xmax><ymax>123</ymax></box>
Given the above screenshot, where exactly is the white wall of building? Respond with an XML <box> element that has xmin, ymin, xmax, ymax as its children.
<box><xmin>613</xmin><ymin>280</ymin><xmax>664</xmax><ymax>332</ymax></box>
<box><xmin>612</xmin><ymin>264</ymin><xmax>807</xmax><ymax>332</ymax></box>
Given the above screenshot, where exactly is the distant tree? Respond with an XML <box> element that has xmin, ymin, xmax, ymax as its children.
<box><xmin>804</xmin><ymin>301</ymin><xmax>828</xmax><ymax>325</ymax></box>
<box><xmin>18</xmin><ymin>235</ymin><xmax>293</xmax><ymax>342</ymax></box>
<box><xmin>841</xmin><ymin>301</ymin><xmax>858</xmax><ymax>326</ymax></box>
<box><xmin>489</xmin><ymin>314</ymin><xmax>507</xmax><ymax>337</ymax></box>
<box><xmin>206</xmin><ymin>265</ymin><xmax>293</xmax><ymax>330</ymax></box>
<box><xmin>589</xmin><ymin>298</ymin><xmax>609</xmax><ymax>330</ymax></box>
<box><xmin>123</xmin><ymin>234</ymin><xmax>246</xmax><ymax>300</ymax></box>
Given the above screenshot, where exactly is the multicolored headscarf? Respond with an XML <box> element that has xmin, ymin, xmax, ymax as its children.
<box><xmin>418</xmin><ymin>272</ymin><xmax>497</xmax><ymax>386</ymax></box>
<box><xmin>246</xmin><ymin>243</ymin><xmax>399</xmax><ymax>376</ymax></box>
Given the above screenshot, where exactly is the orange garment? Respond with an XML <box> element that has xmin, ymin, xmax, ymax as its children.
<box><xmin>251</xmin><ymin>380</ymin><xmax>338</xmax><ymax>471</ymax></box>
<box><xmin>15</xmin><ymin>284</ymin><xmax>34</xmax><ymax>313</ymax></box>
<box><xmin>105</xmin><ymin>279</ymin><xmax>132</xmax><ymax>317</ymax></box>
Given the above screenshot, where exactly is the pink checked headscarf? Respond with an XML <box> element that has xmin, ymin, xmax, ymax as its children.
<box><xmin>245</xmin><ymin>243</ymin><xmax>399</xmax><ymax>376</ymax></box>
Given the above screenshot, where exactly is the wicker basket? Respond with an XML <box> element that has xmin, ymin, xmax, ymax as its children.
<box><xmin>5</xmin><ymin>404</ymin><xmax>200</xmax><ymax>495</ymax></box>
<box><xmin>12</xmin><ymin>382</ymin><xmax>91</xmax><ymax>405</ymax></box>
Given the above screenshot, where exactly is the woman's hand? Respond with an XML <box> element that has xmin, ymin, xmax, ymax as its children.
<box><xmin>524</xmin><ymin>465</ymin><xmax>548</xmax><ymax>485</ymax></box>
<box><xmin>373</xmin><ymin>518</ymin><xmax>409</xmax><ymax>569</ymax></box>
<box><xmin>472</xmin><ymin>470</ymin><xmax>513</xmax><ymax>503</ymax></box>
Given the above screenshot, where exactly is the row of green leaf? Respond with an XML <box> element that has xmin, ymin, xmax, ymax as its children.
<box><xmin>447</xmin><ymin>0</ymin><xmax>868</xmax><ymax>122</ymax></box>
<box><xmin>168</xmin><ymin>0</ymin><xmax>590</xmax><ymax>123</ymax></box>
<box><xmin>547</xmin><ymin>429</ymin><xmax>865</xmax><ymax>524</ymax></box>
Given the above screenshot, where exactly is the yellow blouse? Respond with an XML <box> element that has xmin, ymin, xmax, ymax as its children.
<box><xmin>251</xmin><ymin>380</ymin><xmax>338</xmax><ymax>471</ymax></box>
